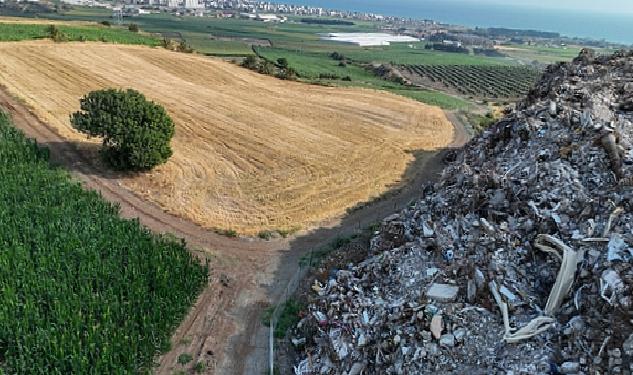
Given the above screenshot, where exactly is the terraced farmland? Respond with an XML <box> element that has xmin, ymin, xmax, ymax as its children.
<box><xmin>0</xmin><ymin>41</ymin><xmax>453</xmax><ymax>235</ymax></box>
<box><xmin>401</xmin><ymin>65</ymin><xmax>542</xmax><ymax>99</ymax></box>
<box><xmin>0</xmin><ymin>111</ymin><xmax>208</xmax><ymax>374</ymax></box>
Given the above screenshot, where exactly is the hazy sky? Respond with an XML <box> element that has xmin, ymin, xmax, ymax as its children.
<box><xmin>468</xmin><ymin>0</ymin><xmax>633</xmax><ymax>13</ymax></box>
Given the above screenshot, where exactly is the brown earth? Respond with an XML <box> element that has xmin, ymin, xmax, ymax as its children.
<box><xmin>0</xmin><ymin>41</ymin><xmax>453</xmax><ymax>235</ymax></box>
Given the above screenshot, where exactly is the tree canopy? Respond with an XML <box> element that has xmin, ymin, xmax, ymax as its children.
<box><xmin>70</xmin><ymin>89</ymin><xmax>175</xmax><ymax>171</ymax></box>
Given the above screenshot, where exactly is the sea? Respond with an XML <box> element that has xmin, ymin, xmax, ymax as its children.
<box><xmin>284</xmin><ymin>0</ymin><xmax>633</xmax><ymax>45</ymax></box>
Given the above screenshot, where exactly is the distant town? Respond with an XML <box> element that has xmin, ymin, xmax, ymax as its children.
<box><xmin>0</xmin><ymin>0</ymin><xmax>627</xmax><ymax>50</ymax></box>
<box><xmin>44</xmin><ymin>0</ymin><xmax>622</xmax><ymax>50</ymax></box>
<box><xmin>60</xmin><ymin>0</ymin><xmax>392</xmax><ymax>21</ymax></box>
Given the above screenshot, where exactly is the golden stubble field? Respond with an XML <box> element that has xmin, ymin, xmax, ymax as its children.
<box><xmin>0</xmin><ymin>41</ymin><xmax>453</xmax><ymax>234</ymax></box>
<box><xmin>0</xmin><ymin>16</ymin><xmax>93</xmax><ymax>25</ymax></box>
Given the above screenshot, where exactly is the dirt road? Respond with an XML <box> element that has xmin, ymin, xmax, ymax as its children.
<box><xmin>0</xmin><ymin>86</ymin><xmax>470</xmax><ymax>374</ymax></box>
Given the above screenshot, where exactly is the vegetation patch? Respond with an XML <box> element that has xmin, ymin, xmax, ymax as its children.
<box><xmin>177</xmin><ymin>353</ymin><xmax>193</xmax><ymax>365</ymax></box>
<box><xmin>258</xmin><ymin>227</ymin><xmax>301</xmax><ymax>240</ymax></box>
<box><xmin>389</xmin><ymin>88</ymin><xmax>470</xmax><ymax>110</ymax></box>
<box><xmin>0</xmin><ymin>111</ymin><xmax>208</xmax><ymax>373</ymax></box>
<box><xmin>0</xmin><ymin>22</ymin><xmax>160</xmax><ymax>45</ymax></box>
<box><xmin>262</xmin><ymin>299</ymin><xmax>304</xmax><ymax>339</ymax></box>
<box><xmin>215</xmin><ymin>228</ymin><xmax>238</xmax><ymax>238</ymax></box>
<box><xmin>401</xmin><ymin>64</ymin><xmax>541</xmax><ymax>99</ymax></box>
<box><xmin>467</xmin><ymin>111</ymin><xmax>502</xmax><ymax>133</ymax></box>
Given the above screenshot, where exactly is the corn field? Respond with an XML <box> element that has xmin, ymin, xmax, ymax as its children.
<box><xmin>0</xmin><ymin>112</ymin><xmax>208</xmax><ymax>374</ymax></box>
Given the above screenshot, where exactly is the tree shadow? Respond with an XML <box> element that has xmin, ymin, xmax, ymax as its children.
<box><xmin>37</xmin><ymin>139</ymin><xmax>139</xmax><ymax>180</ymax></box>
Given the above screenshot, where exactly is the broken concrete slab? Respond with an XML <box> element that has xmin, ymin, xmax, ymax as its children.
<box><xmin>426</xmin><ymin>283</ymin><xmax>459</xmax><ymax>302</ymax></box>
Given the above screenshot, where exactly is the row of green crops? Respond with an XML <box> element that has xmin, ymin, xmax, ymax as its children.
<box><xmin>0</xmin><ymin>23</ymin><xmax>160</xmax><ymax>45</ymax></box>
<box><xmin>402</xmin><ymin>64</ymin><xmax>542</xmax><ymax>99</ymax></box>
<box><xmin>0</xmin><ymin>111</ymin><xmax>208</xmax><ymax>374</ymax></box>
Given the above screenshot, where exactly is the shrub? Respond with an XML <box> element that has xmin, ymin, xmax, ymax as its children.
<box><xmin>258</xmin><ymin>60</ymin><xmax>276</xmax><ymax>75</ymax></box>
<box><xmin>177</xmin><ymin>39</ymin><xmax>193</xmax><ymax>53</ymax></box>
<box><xmin>216</xmin><ymin>228</ymin><xmax>238</xmax><ymax>237</ymax></box>
<box><xmin>128</xmin><ymin>23</ymin><xmax>139</xmax><ymax>33</ymax></box>
<box><xmin>70</xmin><ymin>89</ymin><xmax>175</xmax><ymax>171</ymax></box>
<box><xmin>47</xmin><ymin>25</ymin><xmax>66</xmax><ymax>42</ymax></box>
<box><xmin>177</xmin><ymin>353</ymin><xmax>193</xmax><ymax>365</ymax></box>
<box><xmin>100</xmin><ymin>20</ymin><xmax>111</xmax><ymax>27</ymax></box>
<box><xmin>241</xmin><ymin>55</ymin><xmax>259</xmax><ymax>70</ymax></box>
<box><xmin>277</xmin><ymin>67</ymin><xmax>298</xmax><ymax>81</ymax></box>
<box><xmin>329</xmin><ymin>52</ymin><xmax>346</xmax><ymax>61</ymax></box>
<box><xmin>319</xmin><ymin>72</ymin><xmax>340</xmax><ymax>80</ymax></box>
<box><xmin>258</xmin><ymin>230</ymin><xmax>275</xmax><ymax>240</ymax></box>
<box><xmin>194</xmin><ymin>361</ymin><xmax>206</xmax><ymax>373</ymax></box>
<box><xmin>342</xmin><ymin>76</ymin><xmax>352</xmax><ymax>82</ymax></box>
<box><xmin>276</xmin><ymin>57</ymin><xmax>289</xmax><ymax>70</ymax></box>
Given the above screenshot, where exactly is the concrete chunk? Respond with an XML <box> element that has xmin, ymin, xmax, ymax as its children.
<box><xmin>427</xmin><ymin>283</ymin><xmax>459</xmax><ymax>302</ymax></box>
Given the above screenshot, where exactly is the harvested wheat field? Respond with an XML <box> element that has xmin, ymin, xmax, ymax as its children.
<box><xmin>0</xmin><ymin>41</ymin><xmax>453</xmax><ymax>234</ymax></box>
<box><xmin>0</xmin><ymin>16</ymin><xmax>93</xmax><ymax>25</ymax></box>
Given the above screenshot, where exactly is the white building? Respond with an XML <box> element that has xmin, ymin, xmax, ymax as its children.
<box><xmin>239</xmin><ymin>12</ymin><xmax>285</xmax><ymax>22</ymax></box>
<box><xmin>255</xmin><ymin>13</ymin><xmax>281</xmax><ymax>22</ymax></box>
<box><xmin>183</xmin><ymin>0</ymin><xmax>203</xmax><ymax>10</ymax></box>
<box><xmin>321</xmin><ymin>33</ymin><xmax>420</xmax><ymax>47</ymax></box>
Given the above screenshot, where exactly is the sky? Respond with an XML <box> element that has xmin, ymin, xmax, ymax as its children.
<box><xmin>466</xmin><ymin>0</ymin><xmax>633</xmax><ymax>14</ymax></box>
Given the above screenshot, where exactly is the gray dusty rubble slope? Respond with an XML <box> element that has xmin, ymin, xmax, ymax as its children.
<box><xmin>293</xmin><ymin>49</ymin><xmax>633</xmax><ymax>375</ymax></box>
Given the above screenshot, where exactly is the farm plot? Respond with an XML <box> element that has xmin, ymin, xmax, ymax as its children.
<box><xmin>0</xmin><ymin>111</ymin><xmax>208</xmax><ymax>374</ymax></box>
<box><xmin>401</xmin><ymin>65</ymin><xmax>542</xmax><ymax>99</ymax></box>
<box><xmin>0</xmin><ymin>20</ymin><xmax>160</xmax><ymax>45</ymax></box>
<box><xmin>0</xmin><ymin>41</ymin><xmax>453</xmax><ymax>235</ymax></box>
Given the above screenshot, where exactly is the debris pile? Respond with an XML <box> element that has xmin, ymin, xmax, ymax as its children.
<box><xmin>293</xmin><ymin>49</ymin><xmax>633</xmax><ymax>374</ymax></box>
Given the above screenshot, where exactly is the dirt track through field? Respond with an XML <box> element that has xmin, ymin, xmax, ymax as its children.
<box><xmin>0</xmin><ymin>83</ymin><xmax>470</xmax><ymax>374</ymax></box>
<box><xmin>0</xmin><ymin>41</ymin><xmax>453</xmax><ymax>235</ymax></box>
<box><xmin>0</xmin><ymin>41</ymin><xmax>468</xmax><ymax>374</ymax></box>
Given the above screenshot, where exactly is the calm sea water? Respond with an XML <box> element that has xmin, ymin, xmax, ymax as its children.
<box><xmin>285</xmin><ymin>0</ymin><xmax>633</xmax><ymax>45</ymax></box>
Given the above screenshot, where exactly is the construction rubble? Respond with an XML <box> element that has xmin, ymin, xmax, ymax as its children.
<box><xmin>292</xmin><ymin>49</ymin><xmax>633</xmax><ymax>374</ymax></box>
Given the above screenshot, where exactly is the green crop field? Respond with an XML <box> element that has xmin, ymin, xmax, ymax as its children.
<box><xmin>253</xmin><ymin>48</ymin><xmax>469</xmax><ymax>109</ymax></box>
<box><xmin>389</xmin><ymin>88</ymin><xmax>470</xmax><ymax>110</ymax></box>
<box><xmin>499</xmin><ymin>44</ymin><xmax>617</xmax><ymax>64</ymax></box>
<box><xmin>0</xmin><ymin>22</ymin><xmax>160</xmax><ymax>45</ymax></box>
<box><xmin>340</xmin><ymin>43</ymin><xmax>515</xmax><ymax>66</ymax></box>
<box><xmin>402</xmin><ymin>64</ymin><xmax>542</xmax><ymax>99</ymax></box>
<box><xmin>0</xmin><ymin>112</ymin><xmax>207</xmax><ymax>374</ymax></box>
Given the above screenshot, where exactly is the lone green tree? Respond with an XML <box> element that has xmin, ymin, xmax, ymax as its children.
<box><xmin>70</xmin><ymin>89</ymin><xmax>175</xmax><ymax>171</ymax></box>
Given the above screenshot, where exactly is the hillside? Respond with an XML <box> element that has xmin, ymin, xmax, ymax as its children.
<box><xmin>293</xmin><ymin>49</ymin><xmax>633</xmax><ymax>373</ymax></box>
<box><xmin>0</xmin><ymin>41</ymin><xmax>453</xmax><ymax>235</ymax></box>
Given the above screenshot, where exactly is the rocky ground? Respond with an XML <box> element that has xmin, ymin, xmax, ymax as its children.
<box><xmin>290</xmin><ymin>49</ymin><xmax>633</xmax><ymax>374</ymax></box>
